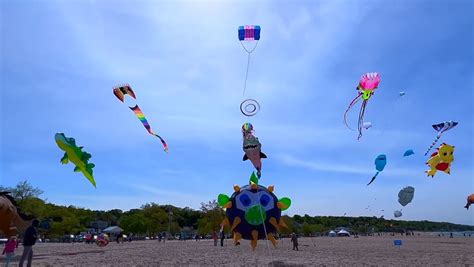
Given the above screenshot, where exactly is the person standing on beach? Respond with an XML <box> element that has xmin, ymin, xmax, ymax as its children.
<box><xmin>291</xmin><ymin>233</ymin><xmax>299</xmax><ymax>251</ymax></box>
<box><xmin>19</xmin><ymin>219</ymin><xmax>39</xmax><ymax>267</ymax></box>
<box><xmin>212</xmin><ymin>231</ymin><xmax>218</xmax><ymax>246</ymax></box>
<box><xmin>2</xmin><ymin>236</ymin><xmax>17</xmax><ymax>267</ymax></box>
<box><xmin>220</xmin><ymin>230</ymin><xmax>225</xmax><ymax>247</ymax></box>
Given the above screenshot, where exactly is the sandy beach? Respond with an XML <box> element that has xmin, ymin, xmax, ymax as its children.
<box><xmin>4</xmin><ymin>235</ymin><xmax>474</xmax><ymax>266</ymax></box>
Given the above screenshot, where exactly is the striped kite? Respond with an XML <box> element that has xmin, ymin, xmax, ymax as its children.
<box><xmin>424</xmin><ymin>121</ymin><xmax>458</xmax><ymax>156</ymax></box>
<box><xmin>113</xmin><ymin>84</ymin><xmax>168</xmax><ymax>153</ymax></box>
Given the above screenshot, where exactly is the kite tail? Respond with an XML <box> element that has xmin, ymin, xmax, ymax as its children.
<box><xmin>151</xmin><ymin>133</ymin><xmax>169</xmax><ymax>153</ymax></box>
<box><xmin>357</xmin><ymin>99</ymin><xmax>368</xmax><ymax>140</ymax></box>
<box><xmin>367</xmin><ymin>171</ymin><xmax>379</xmax><ymax>186</ymax></box>
<box><xmin>343</xmin><ymin>93</ymin><xmax>362</xmax><ymax>131</ymax></box>
<box><xmin>424</xmin><ymin>134</ymin><xmax>441</xmax><ymax>156</ymax></box>
<box><xmin>130</xmin><ymin>105</ymin><xmax>168</xmax><ymax>153</ymax></box>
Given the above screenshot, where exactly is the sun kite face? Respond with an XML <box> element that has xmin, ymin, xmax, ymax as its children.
<box><xmin>218</xmin><ymin>183</ymin><xmax>291</xmax><ymax>250</ymax></box>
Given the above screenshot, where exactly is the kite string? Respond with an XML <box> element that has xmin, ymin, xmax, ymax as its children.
<box><xmin>240</xmin><ymin>41</ymin><xmax>259</xmax><ymax>98</ymax></box>
<box><xmin>243</xmin><ymin>52</ymin><xmax>251</xmax><ymax>98</ymax></box>
<box><xmin>257</xmin><ymin>191</ymin><xmax>274</xmax><ymax>267</ymax></box>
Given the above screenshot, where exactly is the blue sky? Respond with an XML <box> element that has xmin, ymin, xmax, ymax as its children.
<box><xmin>1</xmin><ymin>0</ymin><xmax>473</xmax><ymax>225</ymax></box>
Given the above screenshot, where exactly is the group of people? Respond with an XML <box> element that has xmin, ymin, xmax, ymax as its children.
<box><xmin>211</xmin><ymin>230</ymin><xmax>226</xmax><ymax>247</ymax></box>
<box><xmin>2</xmin><ymin>219</ymin><xmax>39</xmax><ymax>267</ymax></box>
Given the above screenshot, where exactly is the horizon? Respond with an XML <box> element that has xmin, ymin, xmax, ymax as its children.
<box><xmin>1</xmin><ymin>0</ymin><xmax>473</xmax><ymax>226</ymax></box>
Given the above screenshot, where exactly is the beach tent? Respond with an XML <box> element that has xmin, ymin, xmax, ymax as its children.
<box><xmin>337</xmin><ymin>229</ymin><xmax>350</xmax><ymax>237</ymax></box>
<box><xmin>329</xmin><ymin>230</ymin><xmax>337</xmax><ymax>237</ymax></box>
<box><xmin>102</xmin><ymin>226</ymin><xmax>123</xmax><ymax>234</ymax></box>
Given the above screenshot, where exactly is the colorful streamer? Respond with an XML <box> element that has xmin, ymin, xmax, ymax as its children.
<box><xmin>130</xmin><ymin>105</ymin><xmax>168</xmax><ymax>153</ymax></box>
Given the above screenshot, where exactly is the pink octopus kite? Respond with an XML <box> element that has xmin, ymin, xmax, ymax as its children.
<box><xmin>343</xmin><ymin>72</ymin><xmax>381</xmax><ymax>139</ymax></box>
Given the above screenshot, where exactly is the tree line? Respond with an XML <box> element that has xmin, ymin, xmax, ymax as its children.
<box><xmin>1</xmin><ymin>181</ymin><xmax>472</xmax><ymax>239</ymax></box>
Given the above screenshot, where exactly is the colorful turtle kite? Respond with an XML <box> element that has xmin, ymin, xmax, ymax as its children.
<box><xmin>217</xmin><ymin>177</ymin><xmax>290</xmax><ymax>250</ymax></box>
<box><xmin>465</xmin><ymin>194</ymin><xmax>474</xmax><ymax>210</ymax></box>
<box><xmin>113</xmin><ymin>84</ymin><xmax>168</xmax><ymax>153</ymax></box>
<box><xmin>242</xmin><ymin>123</ymin><xmax>267</xmax><ymax>178</ymax></box>
<box><xmin>344</xmin><ymin>72</ymin><xmax>381</xmax><ymax>139</ymax></box>
<box><xmin>55</xmin><ymin>133</ymin><xmax>96</xmax><ymax>187</ymax></box>
<box><xmin>367</xmin><ymin>154</ymin><xmax>386</xmax><ymax>185</ymax></box>
<box><xmin>398</xmin><ymin>186</ymin><xmax>415</xmax><ymax>206</ymax></box>
<box><xmin>425</xmin><ymin>143</ymin><xmax>454</xmax><ymax>177</ymax></box>
<box><xmin>424</xmin><ymin>121</ymin><xmax>458</xmax><ymax>156</ymax></box>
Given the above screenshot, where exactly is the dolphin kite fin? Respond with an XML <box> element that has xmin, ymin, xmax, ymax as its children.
<box><xmin>74</xmin><ymin>166</ymin><xmax>81</xmax><ymax>172</ymax></box>
<box><xmin>260</xmin><ymin>152</ymin><xmax>267</xmax><ymax>158</ymax></box>
<box><xmin>243</xmin><ymin>154</ymin><xmax>249</xmax><ymax>161</ymax></box>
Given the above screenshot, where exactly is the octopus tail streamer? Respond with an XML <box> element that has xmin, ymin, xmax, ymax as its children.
<box><xmin>357</xmin><ymin>99</ymin><xmax>368</xmax><ymax>140</ymax></box>
<box><xmin>343</xmin><ymin>93</ymin><xmax>362</xmax><ymax>131</ymax></box>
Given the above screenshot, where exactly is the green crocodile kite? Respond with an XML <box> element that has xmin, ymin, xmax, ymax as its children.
<box><xmin>55</xmin><ymin>133</ymin><xmax>96</xmax><ymax>187</ymax></box>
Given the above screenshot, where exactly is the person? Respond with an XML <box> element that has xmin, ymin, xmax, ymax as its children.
<box><xmin>450</xmin><ymin>232</ymin><xmax>453</xmax><ymax>238</ymax></box>
<box><xmin>220</xmin><ymin>230</ymin><xmax>225</xmax><ymax>247</ymax></box>
<box><xmin>158</xmin><ymin>233</ymin><xmax>162</xmax><ymax>242</ymax></box>
<box><xmin>291</xmin><ymin>233</ymin><xmax>299</xmax><ymax>251</ymax></box>
<box><xmin>19</xmin><ymin>219</ymin><xmax>39</xmax><ymax>267</ymax></box>
<box><xmin>195</xmin><ymin>234</ymin><xmax>199</xmax><ymax>241</ymax></box>
<box><xmin>212</xmin><ymin>231</ymin><xmax>218</xmax><ymax>246</ymax></box>
<box><xmin>2</xmin><ymin>236</ymin><xmax>17</xmax><ymax>267</ymax></box>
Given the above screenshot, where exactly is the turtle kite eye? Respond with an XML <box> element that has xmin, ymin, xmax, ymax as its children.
<box><xmin>260</xmin><ymin>194</ymin><xmax>270</xmax><ymax>207</ymax></box>
<box><xmin>240</xmin><ymin>194</ymin><xmax>252</xmax><ymax>207</ymax></box>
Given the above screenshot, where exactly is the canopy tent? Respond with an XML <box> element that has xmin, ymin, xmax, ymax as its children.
<box><xmin>102</xmin><ymin>226</ymin><xmax>123</xmax><ymax>234</ymax></box>
<box><xmin>337</xmin><ymin>229</ymin><xmax>350</xmax><ymax>237</ymax></box>
<box><xmin>328</xmin><ymin>230</ymin><xmax>337</xmax><ymax>237</ymax></box>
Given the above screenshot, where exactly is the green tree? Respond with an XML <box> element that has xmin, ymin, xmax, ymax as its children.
<box><xmin>10</xmin><ymin>180</ymin><xmax>43</xmax><ymax>203</ymax></box>
<box><xmin>197</xmin><ymin>200</ymin><xmax>224</xmax><ymax>235</ymax></box>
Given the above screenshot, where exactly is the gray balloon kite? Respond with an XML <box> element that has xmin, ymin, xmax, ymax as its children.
<box><xmin>394</xmin><ymin>210</ymin><xmax>402</xmax><ymax>218</ymax></box>
<box><xmin>398</xmin><ymin>186</ymin><xmax>415</xmax><ymax>206</ymax></box>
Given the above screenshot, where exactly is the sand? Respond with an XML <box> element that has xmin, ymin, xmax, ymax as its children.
<box><xmin>4</xmin><ymin>235</ymin><xmax>474</xmax><ymax>266</ymax></box>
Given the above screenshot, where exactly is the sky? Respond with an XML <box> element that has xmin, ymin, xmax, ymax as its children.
<box><xmin>1</xmin><ymin>0</ymin><xmax>473</xmax><ymax>225</ymax></box>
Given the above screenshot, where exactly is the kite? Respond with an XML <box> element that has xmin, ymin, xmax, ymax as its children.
<box><xmin>363</xmin><ymin>122</ymin><xmax>372</xmax><ymax>129</ymax></box>
<box><xmin>394</xmin><ymin>210</ymin><xmax>402</xmax><ymax>218</ymax></box>
<box><xmin>239</xmin><ymin>25</ymin><xmax>261</xmax><ymax>116</ymax></box>
<box><xmin>367</xmin><ymin>154</ymin><xmax>387</xmax><ymax>186</ymax></box>
<box><xmin>242</xmin><ymin>123</ymin><xmax>267</xmax><ymax>178</ymax></box>
<box><xmin>217</xmin><ymin>175</ymin><xmax>290</xmax><ymax>250</ymax></box>
<box><xmin>398</xmin><ymin>186</ymin><xmax>415</xmax><ymax>207</ymax></box>
<box><xmin>113</xmin><ymin>84</ymin><xmax>168</xmax><ymax>153</ymax></box>
<box><xmin>55</xmin><ymin>133</ymin><xmax>96</xmax><ymax>187</ymax></box>
<box><xmin>240</xmin><ymin>99</ymin><xmax>260</xmax><ymax>117</ymax></box>
<box><xmin>399</xmin><ymin>92</ymin><xmax>405</xmax><ymax>97</ymax></box>
<box><xmin>403</xmin><ymin>149</ymin><xmax>414</xmax><ymax>157</ymax></box>
<box><xmin>465</xmin><ymin>194</ymin><xmax>474</xmax><ymax>210</ymax></box>
<box><xmin>344</xmin><ymin>72</ymin><xmax>381</xmax><ymax>139</ymax></box>
<box><xmin>424</xmin><ymin>121</ymin><xmax>458</xmax><ymax>156</ymax></box>
<box><xmin>425</xmin><ymin>143</ymin><xmax>454</xmax><ymax>177</ymax></box>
